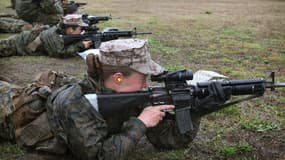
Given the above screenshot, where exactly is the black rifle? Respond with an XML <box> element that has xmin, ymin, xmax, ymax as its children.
<box><xmin>68</xmin><ymin>1</ymin><xmax>87</xmax><ymax>7</ymax></box>
<box><xmin>82</xmin><ymin>14</ymin><xmax>119</xmax><ymax>26</ymax></box>
<box><xmin>64</xmin><ymin>1</ymin><xmax>87</xmax><ymax>14</ymax></box>
<box><xmin>60</xmin><ymin>28</ymin><xmax>152</xmax><ymax>48</ymax></box>
<box><xmin>81</xmin><ymin>26</ymin><xmax>100</xmax><ymax>34</ymax></box>
<box><xmin>88</xmin><ymin>70</ymin><xmax>285</xmax><ymax>134</ymax></box>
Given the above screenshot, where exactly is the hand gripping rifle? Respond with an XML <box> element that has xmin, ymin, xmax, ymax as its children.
<box><xmin>84</xmin><ymin>70</ymin><xmax>285</xmax><ymax>134</ymax></box>
<box><xmin>60</xmin><ymin>28</ymin><xmax>152</xmax><ymax>48</ymax></box>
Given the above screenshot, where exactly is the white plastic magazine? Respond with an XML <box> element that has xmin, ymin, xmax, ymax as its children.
<box><xmin>187</xmin><ymin>70</ymin><xmax>228</xmax><ymax>85</ymax></box>
<box><xmin>78</xmin><ymin>49</ymin><xmax>100</xmax><ymax>60</ymax></box>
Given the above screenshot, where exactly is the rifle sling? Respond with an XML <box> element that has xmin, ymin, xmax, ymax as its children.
<box><xmin>218</xmin><ymin>94</ymin><xmax>262</xmax><ymax>110</ymax></box>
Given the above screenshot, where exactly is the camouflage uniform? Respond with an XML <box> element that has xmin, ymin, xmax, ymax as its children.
<box><xmin>0</xmin><ymin>17</ymin><xmax>30</xmax><ymax>33</ymax></box>
<box><xmin>46</xmin><ymin>39</ymin><xmax>202</xmax><ymax>160</ymax></box>
<box><xmin>0</xmin><ymin>1</ymin><xmax>81</xmax><ymax>33</ymax></box>
<box><xmin>47</xmin><ymin>75</ymin><xmax>201</xmax><ymax>160</ymax></box>
<box><xmin>0</xmin><ymin>27</ymin><xmax>45</xmax><ymax>57</ymax></box>
<box><xmin>0</xmin><ymin>70</ymin><xmax>77</xmax><ymax>153</ymax></box>
<box><xmin>15</xmin><ymin>0</ymin><xmax>64</xmax><ymax>25</ymax></box>
<box><xmin>0</xmin><ymin>14</ymin><xmax>88</xmax><ymax>58</ymax></box>
<box><xmin>40</xmin><ymin>25</ymin><xmax>86</xmax><ymax>58</ymax></box>
<box><xmin>0</xmin><ymin>81</ymin><xmax>21</xmax><ymax>141</ymax></box>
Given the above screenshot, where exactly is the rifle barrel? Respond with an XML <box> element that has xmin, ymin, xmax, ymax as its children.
<box><xmin>267</xmin><ymin>83</ymin><xmax>285</xmax><ymax>88</ymax></box>
<box><xmin>136</xmin><ymin>32</ymin><xmax>152</xmax><ymax>35</ymax></box>
<box><xmin>276</xmin><ymin>83</ymin><xmax>285</xmax><ymax>87</ymax></box>
<box><xmin>77</xmin><ymin>2</ymin><xmax>87</xmax><ymax>5</ymax></box>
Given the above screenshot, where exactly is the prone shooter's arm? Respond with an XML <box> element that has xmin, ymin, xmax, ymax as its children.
<box><xmin>86</xmin><ymin>70</ymin><xmax>285</xmax><ymax>134</ymax></box>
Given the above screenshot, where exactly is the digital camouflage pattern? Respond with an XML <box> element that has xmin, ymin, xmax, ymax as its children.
<box><xmin>46</xmin><ymin>74</ymin><xmax>201</xmax><ymax>160</ymax></box>
<box><xmin>62</xmin><ymin>14</ymin><xmax>88</xmax><ymax>27</ymax></box>
<box><xmin>39</xmin><ymin>26</ymin><xmax>86</xmax><ymax>58</ymax></box>
<box><xmin>99</xmin><ymin>39</ymin><xmax>165</xmax><ymax>75</ymax></box>
<box><xmin>0</xmin><ymin>81</ymin><xmax>21</xmax><ymax>141</ymax></box>
<box><xmin>0</xmin><ymin>34</ymin><xmax>18</xmax><ymax>57</ymax></box>
<box><xmin>46</xmin><ymin>39</ymin><xmax>201</xmax><ymax>159</ymax></box>
<box><xmin>0</xmin><ymin>17</ymin><xmax>30</xmax><ymax>33</ymax></box>
<box><xmin>46</xmin><ymin>76</ymin><xmax>148</xmax><ymax>160</ymax></box>
<box><xmin>0</xmin><ymin>26</ymin><xmax>86</xmax><ymax>58</ymax></box>
<box><xmin>15</xmin><ymin>0</ymin><xmax>64</xmax><ymax>25</ymax></box>
<box><xmin>0</xmin><ymin>1</ymin><xmax>81</xmax><ymax>33</ymax></box>
<box><xmin>0</xmin><ymin>26</ymin><xmax>46</xmax><ymax>57</ymax></box>
<box><xmin>0</xmin><ymin>70</ymin><xmax>77</xmax><ymax>153</ymax></box>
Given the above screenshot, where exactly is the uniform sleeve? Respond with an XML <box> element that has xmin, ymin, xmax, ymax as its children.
<box><xmin>48</xmin><ymin>85</ymin><xmax>147</xmax><ymax>160</ymax></box>
<box><xmin>46</xmin><ymin>38</ymin><xmax>85</xmax><ymax>58</ymax></box>
<box><xmin>56</xmin><ymin>41</ymin><xmax>85</xmax><ymax>58</ymax></box>
<box><xmin>40</xmin><ymin>28</ymin><xmax>86</xmax><ymax>58</ymax></box>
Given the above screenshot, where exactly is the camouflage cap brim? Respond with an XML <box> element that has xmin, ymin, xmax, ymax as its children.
<box><xmin>63</xmin><ymin>14</ymin><xmax>88</xmax><ymax>27</ymax></box>
<box><xmin>130</xmin><ymin>59</ymin><xmax>165</xmax><ymax>75</ymax></box>
<box><xmin>98</xmin><ymin>39</ymin><xmax>165</xmax><ymax>75</ymax></box>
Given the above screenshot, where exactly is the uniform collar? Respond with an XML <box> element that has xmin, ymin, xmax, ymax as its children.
<box><xmin>79</xmin><ymin>74</ymin><xmax>115</xmax><ymax>94</ymax></box>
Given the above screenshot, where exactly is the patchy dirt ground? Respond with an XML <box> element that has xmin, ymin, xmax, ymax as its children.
<box><xmin>1</xmin><ymin>0</ymin><xmax>285</xmax><ymax>160</ymax></box>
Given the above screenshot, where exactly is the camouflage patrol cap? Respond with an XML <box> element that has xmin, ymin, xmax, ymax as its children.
<box><xmin>99</xmin><ymin>39</ymin><xmax>165</xmax><ymax>75</ymax></box>
<box><xmin>62</xmin><ymin>14</ymin><xmax>88</xmax><ymax>27</ymax></box>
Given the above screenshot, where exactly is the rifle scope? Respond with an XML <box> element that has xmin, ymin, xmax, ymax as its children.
<box><xmin>151</xmin><ymin>69</ymin><xmax>193</xmax><ymax>82</ymax></box>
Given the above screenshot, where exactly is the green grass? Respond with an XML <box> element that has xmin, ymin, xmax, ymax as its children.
<box><xmin>240</xmin><ymin>118</ymin><xmax>279</xmax><ymax>132</ymax></box>
<box><xmin>279</xmin><ymin>97</ymin><xmax>285</xmax><ymax>104</ymax></box>
<box><xmin>219</xmin><ymin>105</ymin><xmax>240</xmax><ymax>115</ymax></box>
<box><xmin>281</xmin><ymin>51</ymin><xmax>285</xmax><ymax>61</ymax></box>
<box><xmin>148</xmin><ymin>38</ymin><xmax>181</xmax><ymax>56</ymax></box>
<box><xmin>165</xmin><ymin>64</ymin><xmax>186</xmax><ymax>71</ymax></box>
<box><xmin>0</xmin><ymin>33</ymin><xmax>14</xmax><ymax>39</ymax></box>
<box><xmin>1</xmin><ymin>0</ymin><xmax>285</xmax><ymax>159</ymax></box>
<box><xmin>222</xmin><ymin>28</ymin><xmax>236</xmax><ymax>35</ymax></box>
<box><xmin>0</xmin><ymin>142</ymin><xmax>24</xmax><ymax>159</ymax></box>
<box><xmin>219</xmin><ymin>141</ymin><xmax>253</xmax><ymax>157</ymax></box>
<box><xmin>163</xmin><ymin>150</ymin><xmax>188</xmax><ymax>160</ymax></box>
<box><xmin>220</xmin><ymin>145</ymin><xmax>238</xmax><ymax>156</ymax></box>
